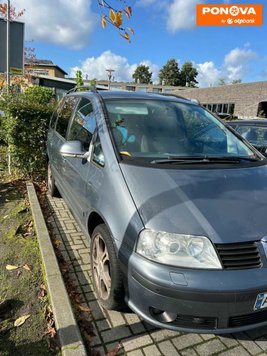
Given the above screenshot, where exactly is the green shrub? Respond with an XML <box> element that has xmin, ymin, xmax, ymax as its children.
<box><xmin>1</xmin><ymin>87</ymin><xmax>56</xmax><ymax>179</ymax></box>
<box><xmin>24</xmin><ymin>86</ymin><xmax>55</xmax><ymax>105</ymax></box>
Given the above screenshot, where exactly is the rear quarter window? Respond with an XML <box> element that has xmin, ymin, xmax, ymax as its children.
<box><xmin>55</xmin><ymin>96</ymin><xmax>78</xmax><ymax>138</ymax></box>
<box><xmin>68</xmin><ymin>97</ymin><xmax>96</xmax><ymax>151</ymax></box>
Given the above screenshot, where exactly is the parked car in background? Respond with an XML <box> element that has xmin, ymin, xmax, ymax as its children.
<box><xmin>47</xmin><ymin>88</ymin><xmax>267</xmax><ymax>334</ymax></box>
<box><xmin>227</xmin><ymin>119</ymin><xmax>267</xmax><ymax>156</ymax></box>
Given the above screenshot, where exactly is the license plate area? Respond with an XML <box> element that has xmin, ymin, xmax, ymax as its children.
<box><xmin>254</xmin><ymin>292</ymin><xmax>267</xmax><ymax>311</ymax></box>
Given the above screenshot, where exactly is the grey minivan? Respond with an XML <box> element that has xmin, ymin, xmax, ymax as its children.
<box><xmin>47</xmin><ymin>88</ymin><xmax>267</xmax><ymax>334</ymax></box>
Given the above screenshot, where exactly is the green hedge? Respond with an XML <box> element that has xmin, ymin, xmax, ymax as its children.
<box><xmin>0</xmin><ymin>87</ymin><xmax>56</xmax><ymax>178</ymax></box>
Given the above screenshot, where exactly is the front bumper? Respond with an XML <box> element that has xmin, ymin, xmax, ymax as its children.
<box><xmin>126</xmin><ymin>252</ymin><xmax>267</xmax><ymax>334</ymax></box>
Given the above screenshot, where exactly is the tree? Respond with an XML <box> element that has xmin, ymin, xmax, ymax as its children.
<box><xmin>1</xmin><ymin>1</ymin><xmax>134</xmax><ymax>42</ymax></box>
<box><xmin>75</xmin><ymin>70</ymin><xmax>84</xmax><ymax>87</ymax></box>
<box><xmin>218</xmin><ymin>78</ymin><xmax>226</xmax><ymax>86</ymax></box>
<box><xmin>159</xmin><ymin>59</ymin><xmax>181</xmax><ymax>86</ymax></box>
<box><xmin>90</xmin><ymin>78</ymin><xmax>97</xmax><ymax>87</ymax></box>
<box><xmin>0</xmin><ymin>3</ymin><xmax>25</xmax><ymax>19</ymax></box>
<box><xmin>96</xmin><ymin>0</ymin><xmax>133</xmax><ymax>42</ymax></box>
<box><xmin>180</xmin><ymin>61</ymin><xmax>198</xmax><ymax>87</ymax></box>
<box><xmin>132</xmin><ymin>65</ymin><xmax>152</xmax><ymax>84</ymax></box>
<box><xmin>231</xmin><ymin>79</ymin><xmax>242</xmax><ymax>84</ymax></box>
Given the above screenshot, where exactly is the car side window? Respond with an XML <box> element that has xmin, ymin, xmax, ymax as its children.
<box><xmin>56</xmin><ymin>96</ymin><xmax>78</xmax><ymax>138</ymax></box>
<box><xmin>68</xmin><ymin>97</ymin><xmax>96</xmax><ymax>151</ymax></box>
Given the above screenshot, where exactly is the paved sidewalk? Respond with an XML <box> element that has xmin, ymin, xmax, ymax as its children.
<box><xmin>47</xmin><ymin>195</ymin><xmax>267</xmax><ymax>356</ymax></box>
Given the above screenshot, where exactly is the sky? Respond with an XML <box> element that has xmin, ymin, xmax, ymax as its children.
<box><xmin>10</xmin><ymin>0</ymin><xmax>267</xmax><ymax>87</ymax></box>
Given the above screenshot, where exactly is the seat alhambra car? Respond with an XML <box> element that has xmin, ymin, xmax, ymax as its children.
<box><xmin>47</xmin><ymin>88</ymin><xmax>267</xmax><ymax>334</ymax></box>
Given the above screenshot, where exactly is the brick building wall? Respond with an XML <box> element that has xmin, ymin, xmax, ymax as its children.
<box><xmin>174</xmin><ymin>81</ymin><xmax>267</xmax><ymax>118</ymax></box>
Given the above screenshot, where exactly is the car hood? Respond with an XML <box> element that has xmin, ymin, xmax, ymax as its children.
<box><xmin>120</xmin><ymin>163</ymin><xmax>267</xmax><ymax>244</ymax></box>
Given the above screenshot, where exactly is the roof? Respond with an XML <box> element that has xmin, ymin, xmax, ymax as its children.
<box><xmin>34</xmin><ymin>75</ymin><xmax>75</xmax><ymax>84</ymax></box>
<box><xmin>25</xmin><ymin>59</ymin><xmax>54</xmax><ymax>65</ymax></box>
<box><xmin>77</xmin><ymin>89</ymin><xmax>194</xmax><ymax>104</ymax></box>
<box><xmin>25</xmin><ymin>59</ymin><xmax>68</xmax><ymax>75</ymax></box>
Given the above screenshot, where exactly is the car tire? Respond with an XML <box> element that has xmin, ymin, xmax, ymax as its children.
<box><xmin>47</xmin><ymin>162</ymin><xmax>60</xmax><ymax>197</ymax></box>
<box><xmin>90</xmin><ymin>224</ymin><xmax>125</xmax><ymax>310</ymax></box>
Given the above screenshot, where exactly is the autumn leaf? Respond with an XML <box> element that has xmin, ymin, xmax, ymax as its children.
<box><xmin>101</xmin><ymin>15</ymin><xmax>106</xmax><ymax>29</ymax></box>
<box><xmin>53</xmin><ymin>239</ymin><xmax>61</xmax><ymax>248</ymax></box>
<box><xmin>127</xmin><ymin>6</ymin><xmax>132</xmax><ymax>16</ymax></box>
<box><xmin>38</xmin><ymin>283</ymin><xmax>47</xmax><ymax>299</ymax></box>
<box><xmin>120</xmin><ymin>32</ymin><xmax>131</xmax><ymax>43</ymax></box>
<box><xmin>6</xmin><ymin>264</ymin><xmax>19</xmax><ymax>271</ymax></box>
<box><xmin>109</xmin><ymin>9</ymin><xmax>116</xmax><ymax>23</ymax></box>
<box><xmin>14</xmin><ymin>314</ymin><xmax>31</xmax><ymax>327</ymax></box>
<box><xmin>23</xmin><ymin>263</ymin><xmax>33</xmax><ymax>272</ymax></box>
<box><xmin>127</xmin><ymin>27</ymin><xmax>134</xmax><ymax>35</ymax></box>
<box><xmin>123</xmin><ymin>9</ymin><xmax>130</xmax><ymax>19</ymax></box>
<box><xmin>79</xmin><ymin>317</ymin><xmax>95</xmax><ymax>335</ymax></box>
<box><xmin>114</xmin><ymin>11</ymin><xmax>122</xmax><ymax>28</ymax></box>
<box><xmin>16</xmin><ymin>270</ymin><xmax>22</xmax><ymax>277</ymax></box>
<box><xmin>83</xmin><ymin>331</ymin><xmax>94</xmax><ymax>344</ymax></box>
<box><xmin>106</xmin><ymin>342</ymin><xmax>123</xmax><ymax>356</ymax></box>
<box><xmin>47</xmin><ymin>325</ymin><xmax>57</xmax><ymax>338</ymax></box>
<box><xmin>77</xmin><ymin>304</ymin><xmax>91</xmax><ymax>313</ymax></box>
<box><xmin>123</xmin><ymin>6</ymin><xmax>132</xmax><ymax>19</ymax></box>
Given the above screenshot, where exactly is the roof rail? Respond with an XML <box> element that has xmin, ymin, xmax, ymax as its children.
<box><xmin>151</xmin><ymin>92</ymin><xmax>191</xmax><ymax>100</ymax></box>
<box><xmin>66</xmin><ymin>85</ymin><xmax>98</xmax><ymax>94</ymax></box>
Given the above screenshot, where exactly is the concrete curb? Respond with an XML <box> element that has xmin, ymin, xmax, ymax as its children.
<box><xmin>26</xmin><ymin>182</ymin><xmax>88</xmax><ymax>356</ymax></box>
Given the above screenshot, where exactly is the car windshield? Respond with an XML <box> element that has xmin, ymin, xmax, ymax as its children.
<box><xmin>234</xmin><ymin>125</ymin><xmax>267</xmax><ymax>147</ymax></box>
<box><xmin>104</xmin><ymin>99</ymin><xmax>257</xmax><ymax>162</ymax></box>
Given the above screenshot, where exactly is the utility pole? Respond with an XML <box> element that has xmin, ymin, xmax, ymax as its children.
<box><xmin>6</xmin><ymin>0</ymin><xmax>10</xmax><ymax>94</ymax></box>
<box><xmin>6</xmin><ymin>0</ymin><xmax>11</xmax><ymax>175</ymax></box>
<box><xmin>106</xmin><ymin>69</ymin><xmax>115</xmax><ymax>90</ymax></box>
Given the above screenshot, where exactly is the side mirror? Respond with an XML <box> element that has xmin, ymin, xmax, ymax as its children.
<box><xmin>60</xmin><ymin>140</ymin><xmax>86</xmax><ymax>159</ymax></box>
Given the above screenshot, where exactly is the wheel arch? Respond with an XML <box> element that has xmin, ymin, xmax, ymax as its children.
<box><xmin>87</xmin><ymin>211</ymin><xmax>106</xmax><ymax>238</ymax></box>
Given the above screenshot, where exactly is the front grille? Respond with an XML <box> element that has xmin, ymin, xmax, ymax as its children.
<box><xmin>229</xmin><ymin>309</ymin><xmax>267</xmax><ymax>327</ymax></box>
<box><xmin>215</xmin><ymin>242</ymin><xmax>262</xmax><ymax>270</ymax></box>
<box><xmin>174</xmin><ymin>314</ymin><xmax>217</xmax><ymax>330</ymax></box>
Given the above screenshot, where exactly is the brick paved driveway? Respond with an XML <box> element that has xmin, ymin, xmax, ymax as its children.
<box><xmin>47</xmin><ymin>196</ymin><xmax>267</xmax><ymax>356</ymax></box>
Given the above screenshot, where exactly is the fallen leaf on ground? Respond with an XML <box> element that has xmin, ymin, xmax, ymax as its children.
<box><xmin>16</xmin><ymin>270</ymin><xmax>22</xmax><ymax>277</ymax></box>
<box><xmin>46</xmin><ymin>325</ymin><xmax>57</xmax><ymax>338</ymax></box>
<box><xmin>79</xmin><ymin>317</ymin><xmax>95</xmax><ymax>335</ymax></box>
<box><xmin>22</xmin><ymin>221</ymin><xmax>34</xmax><ymax>236</ymax></box>
<box><xmin>23</xmin><ymin>263</ymin><xmax>33</xmax><ymax>272</ymax></box>
<box><xmin>53</xmin><ymin>239</ymin><xmax>61</xmax><ymax>248</ymax></box>
<box><xmin>83</xmin><ymin>331</ymin><xmax>94</xmax><ymax>344</ymax></box>
<box><xmin>77</xmin><ymin>304</ymin><xmax>91</xmax><ymax>313</ymax></box>
<box><xmin>14</xmin><ymin>314</ymin><xmax>31</xmax><ymax>327</ymax></box>
<box><xmin>106</xmin><ymin>342</ymin><xmax>123</xmax><ymax>356</ymax></box>
<box><xmin>6</xmin><ymin>264</ymin><xmax>19</xmax><ymax>271</ymax></box>
<box><xmin>38</xmin><ymin>283</ymin><xmax>47</xmax><ymax>299</ymax></box>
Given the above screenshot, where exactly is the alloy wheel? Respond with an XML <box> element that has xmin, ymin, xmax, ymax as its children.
<box><xmin>92</xmin><ymin>233</ymin><xmax>111</xmax><ymax>300</ymax></box>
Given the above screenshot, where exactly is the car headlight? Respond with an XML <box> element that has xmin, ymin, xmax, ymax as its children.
<box><xmin>136</xmin><ymin>229</ymin><xmax>222</xmax><ymax>269</ymax></box>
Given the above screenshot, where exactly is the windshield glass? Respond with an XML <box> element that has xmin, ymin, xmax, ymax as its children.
<box><xmin>104</xmin><ymin>99</ymin><xmax>256</xmax><ymax>161</ymax></box>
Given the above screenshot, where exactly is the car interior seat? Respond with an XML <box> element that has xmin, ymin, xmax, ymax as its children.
<box><xmin>141</xmin><ymin>107</ymin><xmax>186</xmax><ymax>154</ymax></box>
<box><xmin>111</xmin><ymin>114</ymin><xmax>147</xmax><ymax>154</ymax></box>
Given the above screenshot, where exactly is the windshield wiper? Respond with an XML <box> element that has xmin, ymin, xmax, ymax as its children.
<box><xmin>150</xmin><ymin>156</ymin><xmax>260</xmax><ymax>164</ymax></box>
